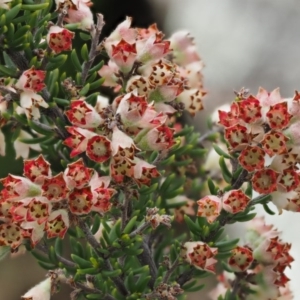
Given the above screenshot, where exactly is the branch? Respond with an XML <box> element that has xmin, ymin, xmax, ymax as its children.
<box><xmin>0</xmin><ymin>86</ymin><xmax>19</xmax><ymax>101</ymax></box>
<box><xmin>137</xmin><ymin>239</ymin><xmax>157</xmax><ymax>289</ymax></box>
<box><xmin>129</xmin><ymin>221</ymin><xmax>150</xmax><ymax>238</ymax></box>
<box><xmin>121</xmin><ymin>192</ymin><xmax>130</xmax><ymax>231</ymax></box>
<box><xmin>35</xmin><ymin>242</ymin><xmax>77</xmax><ymax>269</ymax></box>
<box><xmin>176</xmin><ymin>268</ymin><xmax>194</xmax><ymax>286</ymax></box>
<box><xmin>162</xmin><ymin>256</ymin><xmax>180</xmax><ymax>284</ymax></box>
<box><xmin>231</xmin><ymin>168</ymin><xmax>248</xmax><ymax>189</ymax></box>
<box><xmin>78</xmin><ymin>219</ymin><xmax>129</xmax><ymax>297</ymax></box>
<box><xmin>6</xmin><ymin>50</ymin><xmax>29</xmax><ymax>73</ymax></box>
<box><xmin>81</xmin><ymin>14</ymin><xmax>105</xmax><ymax>84</ymax></box>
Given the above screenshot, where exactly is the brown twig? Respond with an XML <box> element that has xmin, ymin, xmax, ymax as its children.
<box><xmin>81</xmin><ymin>14</ymin><xmax>105</xmax><ymax>85</ymax></box>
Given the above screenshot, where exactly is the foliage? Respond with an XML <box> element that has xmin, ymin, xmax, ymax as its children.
<box><xmin>0</xmin><ymin>1</ymin><xmax>295</xmax><ymax>300</ymax></box>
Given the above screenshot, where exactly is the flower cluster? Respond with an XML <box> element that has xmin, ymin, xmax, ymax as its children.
<box><xmin>0</xmin><ymin>155</ymin><xmax>116</xmax><ymax>248</ymax></box>
<box><xmin>99</xmin><ymin>18</ymin><xmax>205</xmax><ymax>116</ymax></box>
<box><xmin>210</xmin><ymin>217</ymin><xmax>293</xmax><ymax>299</ymax></box>
<box><xmin>218</xmin><ymin>88</ymin><xmax>300</xmax><ymax>213</ymax></box>
<box><xmin>59</xmin><ymin>19</ymin><xmax>206</xmax><ymax>188</ymax></box>
<box><xmin>197</xmin><ymin>189</ymin><xmax>250</xmax><ymax>223</ymax></box>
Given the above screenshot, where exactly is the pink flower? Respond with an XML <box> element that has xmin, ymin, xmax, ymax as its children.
<box><xmin>65</xmin><ymin>99</ymin><xmax>104</xmax><ymax>128</ymax></box>
<box><xmin>46</xmin><ymin>25</ymin><xmax>75</xmax><ymax>54</ymax></box>
<box><xmin>222</xmin><ymin>190</ymin><xmax>250</xmax><ymax>214</ymax></box>
<box><xmin>228</xmin><ymin>246</ymin><xmax>253</xmax><ymax>272</ymax></box>
<box><xmin>135</xmin><ymin>124</ymin><xmax>175</xmax><ymax>151</ymax></box>
<box><xmin>0</xmin><ymin>174</ymin><xmax>41</xmax><ymax>201</ymax></box>
<box><xmin>63</xmin><ymin>158</ymin><xmax>93</xmax><ymax>190</ymax></box>
<box><xmin>110</xmin><ymin>39</ymin><xmax>137</xmax><ymax>73</ymax></box>
<box><xmin>197</xmin><ymin>195</ymin><xmax>221</xmax><ymax>224</ymax></box>
<box><xmin>63</xmin><ymin>126</ymin><xmax>96</xmax><ymax>158</ymax></box>
<box><xmin>23</xmin><ymin>155</ymin><xmax>51</xmax><ymax>184</ymax></box>
<box><xmin>15</xmin><ymin>67</ymin><xmax>46</xmax><ymax>93</ymax></box>
<box><xmin>169</xmin><ymin>31</ymin><xmax>201</xmax><ymax>66</ymax></box>
<box><xmin>132</xmin><ymin>156</ymin><xmax>160</xmax><ymax>186</ymax></box>
<box><xmin>136</xmin><ymin>33</ymin><xmax>171</xmax><ymax>64</ymax></box>
<box><xmin>182</xmin><ymin>241</ymin><xmax>218</xmax><ymax>273</ymax></box>
<box><xmin>56</xmin><ymin>0</ymin><xmax>94</xmax><ymax>31</ymax></box>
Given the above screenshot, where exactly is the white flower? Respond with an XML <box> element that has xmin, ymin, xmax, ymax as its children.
<box><xmin>13</xmin><ymin>130</ymin><xmax>41</xmax><ymax>159</ymax></box>
<box><xmin>21</xmin><ymin>277</ymin><xmax>51</xmax><ymax>300</ymax></box>
<box><xmin>0</xmin><ymin>0</ymin><xmax>12</xmax><ymax>10</ymax></box>
<box><xmin>0</xmin><ymin>129</ymin><xmax>5</xmax><ymax>156</ymax></box>
<box><xmin>19</xmin><ymin>91</ymin><xmax>49</xmax><ymax>120</ymax></box>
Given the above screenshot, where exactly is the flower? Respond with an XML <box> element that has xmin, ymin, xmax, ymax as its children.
<box><xmin>15</xmin><ymin>67</ymin><xmax>48</xmax><ymax>119</ymax></box>
<box><xmin>197</xmin><ymin>195</ymin><xmax>221</xmax><ymax>224</ymax></box>
<box><xmin>228</xmin><ymin>246</ymin><xmax>253</xmax><ymax>272</ymax></box>
<box><xmin>46</xmin><ymin>25</ymin><xmax>75</xmax><ymax>54</ymax></box>
<box><xmin>182</xmin><ymin>241</ymin><xmax>218</xmax><ymax>273</ymax></box>
<box><xmin>21</xmin><ymin>277</ymin><xmax>51</xmax><ymax>300</ymax></box>
<box><xmin>13</xmin><ymin>130</ymin><xmax>41</xmax><ymax>159</ymax></box>
<box><xmin>56</xmin><ymin>0</ymin><xmax>94</xmax><ymax>31</ymax></box>
<box><xmin>0</xmin><ymin>0</ymin><xmax>12</xmax><ymax>10</ymax></box>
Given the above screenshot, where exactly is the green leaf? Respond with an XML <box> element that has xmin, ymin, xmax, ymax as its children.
<box><xmin>0</xmin><ymin>14</ymin><xmax>6</xmax><ymax>27</ymax></box>
<box><xmin>77</xmin><ymin>267</ymin><xmax>99</xmax><ymax>275</ymax></box>
<box><xmin>123</xmin><ymin>216</ymin><xmax>137</xmax><ymax>234</ymax></box>
<box><xmin>164</xmin><ymin>186</ymin><xmax>184</xmax><ymax>199</ymax></box>
<box><xmin>81</xmin><ymin>43</ymin><xmax>89</xmax><ymax>61</ymax></box>
<box><xmin>64</xmin><ymin>23</ymin><xmax>80</xmax><ymax>30</ymax></box>
<box><xmin>89</xmin><ymin>77</ymin><xmax>105</xmax><ymax>90</ymax></box>
<box><xmin>86</xmin><ymin>294</ymin><xmax>102</xmax><ymax>299</ymax></box>
<box><xmin>21</xmin><ymin>3</ymin><xmax>49</xmax><ymax>10</ymax></box>
<box><xmin>47</xmin><ymin>68</ymin><xmax>60</xmax><ymax>94</ymax></box>
<box><xmin>109</xmin><ymin>219</ymin><xmax>121</xmax><ymax>242</ymax></box>
<box><xmin>207</xmin><ymin>178</ymin><xmax>218</xmax><ymax>195</ymax></box>
<box><xmin>71</xmin><ymin>49</ymin><xmax>82</xmax><ymax>72</ymax></box>
<box><xmin>159</xmin><ymin>174</ymin><xmax>176</xmax><ymax>191</ymax></box>
<box><xmin>71</xmin><ymin>254</ymin><xmax>93</xmax><ymax>268</ymax></box>
<box><xmin>215</xmin><ymin>238</ymin><xmax>239</xmax><ymax>252</ymax></box>
<box><xmin>213</xmin><ymin>143</ymin><xmax>231</xmax><ymax>159</ymax></box>
<box><xmin>5</xmin><ymin>4</ymin><xmax>22</xmax><ymax>23</ymax></box>
<box><xmin>19</xmin><ymin>135</ymin><xmax>53</xmax><ymax>144</ymax></box>
<box><xmin>38</xmin><ymin>261</ymin><xmax>57</xmax><ymax>270</ymax></box>
<box><xmin>14</xmin><ymin>25</ymin><xmax>31</xmax><ymax>40</ymax></box>
<box><xmin>101</xmin><ymin>269</ymin><xmax>122</xmax><ymax>277</ymax></box>
<box><xmin>0</xmin><ymin>64</ymin><xmax>17</xmax><ymax>77</ymax></box>
<box><xmin>88</xmin><ymin>60</ymin><xmax>104</xmax><ymax>74</ymax></box>
<box><xmin>263</xmin><ymin>203</ymin><xmax>276</xmax><ymax>215</ymax></box>
<box><xmin>3</xmin><ymin>52</ymin><xmax>16</xmax><ymax>69</ymax></box>
<box><xmin>53</xmin><ymin>97</ymin><xmax>69</xmax><ymax>107</ymax></box>
<box><xmin>85</xmin><ymin>92</ymin><xmax>99</xmax><ymax>106</ymax></box>
<box><xmin>139</xmin><ymin>183</ymin><xmax>158</xmax><ymax>195</ymax></box>
<box><xmin>48</xmin><ymin>246</ymin><xmax>58</xmax><ymax>265</ymax></box>
<box><xmin>174</xmin><ymin>125</ymin><xmax>194</xmax><ymax>137</ymax></box>
<box><xmin>136</xmin><ymin>275</ymin><xmax>151</xmax><ymax>293</ymax></box>
<box><xmin>79</xmin><ymin>32</ymin><xmax>91</xmax><ymax>41</ymax></box>
<box><xmin>91</xmin><ymin>214</ymin><xmax>101</xmax><ymax>235</ymax></box>
<box><xmin>232</xmin><ymin>212</ymin><xmax>256</xmax><ymax>222</ymax></box>
<box><xmin>184</xmin><ymin>283</ymin><xmax>205</xmax><ymax>292</ymax></box>
<box><xmin>46</xmin><ymin>55</ymin><xmax>67</xmax><ymax>71</ymax></box>
<box><xmin>28</xmin><ymin>120</ymin><xmax>53</xmax><ymax>136</ymax></box>
<box><xmin>54</xmin><ymin>238</ymin><xmax>63</xmax><ymax>256</ymax></box>
<box><xmin>79</xmin><ymin>83</ymin><xmax>90</xmax><ymax>96</ymax></box>
<box><xmin>184</xmin><ymin>215</ymin><xmax>201</xmax><ymax>235</ymax></box>
<box><xmin>219</xmin><ymin>156</ymin><xmax>232</xmax><ymax>183</ymax></box>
